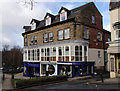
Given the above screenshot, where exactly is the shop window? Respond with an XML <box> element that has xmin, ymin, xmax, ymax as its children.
<box><xmin>41</xmin><ymin>48</ymin><xmax>44</xmax><ymax>61</ymax></box>
<box><xmin>49</xmin><ymin>32</ymin><xmax>53</xmax><ymax>41</ymax></box>
<box><xmin>34</xmin><ymin>35</ymin><xmax>37</xmax><ymax>44</ymax></box>
<box><xmin>64</xmin><ymin>29</ymin><xmax>70</xmax><ymax>39</ymax></box>
<box><xmin>44</xmin><ymin>33</ymin><xmax>48</xmax><ymax>42</ymax></box>
<box><xmin>41</xmin><ymin>64</ymin><xmax>46</xmax><ymax>74</ymax></box>
<box><xmin>84</xmin><ymin>29</ymin><xmax>89</xmax><ymax>39</ymax></box>
<box><xmin>34</xmin><ymin>67</ymin><xmax>40</xmax><ymax>76</ymax></box>
<box><xmin>58</xmin><ymin>30</ymin><xmax>63</xmax><ymax>40</ymax></box>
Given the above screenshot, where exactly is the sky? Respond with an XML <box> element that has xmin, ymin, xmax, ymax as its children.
<box><xmin>0</xmin><ymin>0</ymin><xmax>111</xmax><ymax>50</ymax></box>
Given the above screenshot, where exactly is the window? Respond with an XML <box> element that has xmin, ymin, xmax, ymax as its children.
<box><xmin>65</xmin><ymin>46</ymin><xmax>69</xmax><ymax>56</ymax></box>
<box><xmin>24</xmin><ymin>50</ymin><xmax>27</xmax><ymax>60</ymax></box>
<box><xmin>32</xmin><ymin>50</ymin><xmax>34</xmax><ymax>60</ymax></box>
<box><xmin>108</xmin><ymin>38</ymin><xmax>110</xmax><ymax>42</ymax></box>
<box><xmin>92</xmin><ymin>16</ymin><xmax>95</xmax><ymax>24</ymax></box>
<box><xmin>58</xmin><ymin>30</ymin><xmax>63</xmax><ymax>40</ymax></box>
<box><xmin>37</xmin><ymin>49</ymin><xmax>39</xmax><ymax>60</ymax></box>
<box><xmin>31</xmin><ymin>21</ymin><xmax>36</xmax><ymax>30</ymax></box>
<box><xmin>28</xmin><ymin>50</ymin><xmax>30</xmax><ymax>60</ymax></box>
<box><xmin>84</xmin><ymin>46</ymin><xmax>87</xmax><ymax>61</ymax></box>
<box><xmin>30</xmin><ymin>36</ymin><xmax>33</xmax><ymax>45</ymax></box>
<box><xmin>114</xmin><ymin>24</ymin><xmax>120</xmax><ymax>40</ymax></box>
<box><xmin>34</xmin><ymin>35</ymin><xmax>37</xmax><ymax>44</ymax></box>
<box><xmin>53</xmin><ymin>47</ymin><xmax>56</xmax><ymax>56</ymax></box>
<box><xmin>46</xmin><ymin>16</ymin><xmax>51</xmax><ymax>26</ymax></box>
<box><xmin>60</xmin><ymin>10</ymin><xmax>67</xmax><ymax>21</ymax></box>
<box><xmin>111</xmin><ymin>58</ymin><xmax>114</xmax><ymax>72</ymax></box>
<box><xmin>97</xmin><ymin>32</ymin><xmax>102</xmax><ymax>41</ymax></box>
<box><xmin>49</xmin><ymin>32</ymin><xmax>53</xmax><ymax>41</ymax></box>
<box><xmin>75</xmin><ymin>46</ymin><xmax>82</xmax><ymax>61</ymax></box>
<box><xmin>98</xmin><ymin>51</ymin><xmax>101</xmax><ymax>58</ymax></box>
<box><xmin>59</xmin><ymin>47</ymin><xmax>62</xmax><ymax>56</ymax></box>
<box><xmin>44</xmin><ymin>33</ymin><xmax>48</xmax><ymax>42</ymax></box>
<box><xmin>24</xmin><ymin>37</ymin><xmax>27</xmax><ymax>46</ymax></box>
<box><xmin>84</xmin><ymin>29</ymin><xmax>89</xmax><ymax>39</ymax></box>
<box><xmin>64</xmin><ymin>29</ymin><xmax>70</xmax><ymax>39</ymax></box>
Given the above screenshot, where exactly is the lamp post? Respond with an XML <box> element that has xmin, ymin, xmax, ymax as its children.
<box><xmin>2</xmin><ymin>63</ymin><xmax>5</xmax><ymax>80</ymax></box>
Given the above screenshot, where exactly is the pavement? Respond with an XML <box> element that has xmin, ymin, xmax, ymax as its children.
<box><xmin>1</xmin><ymin>72</ymin><xmax>120</xmax><ymax>90</ymax></box>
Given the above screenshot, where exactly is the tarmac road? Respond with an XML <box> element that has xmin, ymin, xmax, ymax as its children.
<box><xmin>20</xmin><ymin>78</ymin><xmax>120</xmax><ymax>91</ymax></box>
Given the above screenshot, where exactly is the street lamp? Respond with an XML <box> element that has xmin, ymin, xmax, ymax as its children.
<box><xmin>2</xmin><ymin>63</ymin><xmax>5</xmax><ymax>80</ymax></box>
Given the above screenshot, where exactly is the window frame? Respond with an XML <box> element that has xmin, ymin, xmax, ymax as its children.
<box><xmin>58</xmin><ymin>30</ymin><xmax>63</xmax><ymax>40</ymax></box>
<box><xmin>84</xmin><ymin>28</ymin><xmax>89</xmax><ymax>39</ymax></box>
<box><xmin>44</xmin><ymin>33</ymin><xmax>48</xmax><ymax>42</ymax></box>
<box><xmin>64</xmin><ymin>28</ymin><xmax>70</xmax><ymax>39</ymax></box>
<box><xmin>92</xmin><ymin>16</ymin><xmax>95</xmax><ymax>24</ymax></box>
<box><xmin>49</xmin><ymin>32</ymin><xmax>53</xmax><ymax>41</ymax></box>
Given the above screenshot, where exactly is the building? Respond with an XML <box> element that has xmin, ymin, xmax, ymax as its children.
<box><xmin>107</xmin><ymin>0</ymin><xmax>120</xmax><ymax>78</ymax></box>
<box><xmin>22</xmin><ymin>2</ymin><xmax>111</xmax><ymax>77</ymax></box>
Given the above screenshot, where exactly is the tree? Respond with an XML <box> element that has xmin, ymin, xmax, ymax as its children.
<box><xmin>2</xmin><ymin>45</ymin><xmax>23</xmax><ymax>69</ymax></box>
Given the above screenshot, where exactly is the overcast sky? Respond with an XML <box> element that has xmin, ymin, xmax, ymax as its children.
<box><xmin>0</xmin><ymin>0</ymin><xmax>110</xmax><ymax>50</ymax></box>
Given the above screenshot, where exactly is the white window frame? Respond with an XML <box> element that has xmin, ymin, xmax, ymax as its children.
<box><xmin>64</xmin><ymin>28</ymin><xmax>70</xmax><ymax>39</ymax></box>
<box><xmin>58</xmin><ymin>30</ymin><xmax>63</xmax><ymax>40</ymax></box>
<box><xmin>34</xmin><ymin>35</ymin><xmax>37</xmax><ymax>44</ymax></box>
<box><xmin>46</xmin><ymin>16</ymin><xmax>51</xmax><ymax>26</ymax></box>
<box><xmin>84</xmin><ymin>28</ymin><xmax>89</xmax><ymax>39</ymax></box>
<box><xmin>49</xmin><ymin>32</ymin><xmax>53</xmax><ymax>41</ymax></box>
<box><xmin>44</xmin><ymin>33</ymin><xmax>48</xmax><ymax>42</ymax></box>
<box><xmin>60</xmin><ymin>10</ymin><xmax>67</xmax><ymax>21</ymax></box>
<box><xmin>30</xmin><ymin>36</ymin><xmax>33</xmax><ymax>45</ymax></box>
<box><xmin>31</xmin><ymin>21</ymin><xmax>36</xmax><ymax>30</ymax></box>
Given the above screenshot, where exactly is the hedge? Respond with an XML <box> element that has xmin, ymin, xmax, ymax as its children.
<box><xmin>12</xmin><ymin>75</ymin><xmax>68</xmax><ymax>88</ymax></box>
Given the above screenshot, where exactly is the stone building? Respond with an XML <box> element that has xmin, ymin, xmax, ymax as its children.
<box><xmin>22</xmin><ymin>2</ymin><xmax>111</xmax><ymax>77</ymax></box>
<box><xmin>107</xmin><ymin>0</ymin><xmax>120</xmax><ymax>78</ymax></box>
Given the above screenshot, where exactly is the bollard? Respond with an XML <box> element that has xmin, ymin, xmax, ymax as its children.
<box><xmin>100</xmin><ymin>73</ymin><xmax>104</xmax><ymax>82</ymax></box>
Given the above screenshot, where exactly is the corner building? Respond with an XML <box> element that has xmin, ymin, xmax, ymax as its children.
<box><xmin>22</xmin><ymin>2</ymin><xmax>111</xmax><ymax>77</ymax></box>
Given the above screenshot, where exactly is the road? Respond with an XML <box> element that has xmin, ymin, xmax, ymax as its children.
<box><xmin>20</xmin><ymin>78</ymin><xmax>120</xmax><ymax>90</ymax></box>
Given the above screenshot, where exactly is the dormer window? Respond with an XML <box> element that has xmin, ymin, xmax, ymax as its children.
<box><xmin>46</xmin><ymin>16</ymin><xmax>51</xmax><ymax>26</ymax></box>
<box><xmin>60</xmin><ymin>10</ymin><xmax>67</xmax><ymax>21</ymax></box>
<box><xmin>31</xmin><ymin>21</ymin><xmax>36</xmax><ymax>30</ymax></box>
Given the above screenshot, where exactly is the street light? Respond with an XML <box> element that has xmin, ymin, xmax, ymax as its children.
<box><xmin>2</xmin><ymin>63</ymin><xmax>5</xmax><ymax>80</ymax></box>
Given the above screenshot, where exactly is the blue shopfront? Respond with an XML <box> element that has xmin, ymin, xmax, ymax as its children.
<box><xmin>23</xmin><ymin>62</ymin><xmax>40</xmax><ymax>77</ymax></box>
<box><xmin>57</xmin><ymin>61</ymin><xmax>95</xmax><ymax>77</ymax></box>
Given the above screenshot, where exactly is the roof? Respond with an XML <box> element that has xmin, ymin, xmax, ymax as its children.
<box><xmin>109</xmin><ymin>0</ymin><xmax>120</xmax><ymax>11</ymax></box>
<box><xmin>22</xmin><ymin>2</ymin><xmax>99</xmax><ymax>36</ymax></box>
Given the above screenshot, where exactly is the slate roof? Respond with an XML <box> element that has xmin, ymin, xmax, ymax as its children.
<box><xmin>23</xmin><ymin>2</ymin><xmax>95</xmax><ymax>36</ymax></box>
<box><xmin>109</xmin><ymin>0</ymin><xmax>120</xmax><ymax>11</ymax></box>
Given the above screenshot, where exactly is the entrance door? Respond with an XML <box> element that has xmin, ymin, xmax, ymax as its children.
<box><xmin>28</xmin><ymin>67</ymin><xmax>34</xmax><ymax>77</ymax></box>
<box><xmin>118</xmin><ymin>54</ymin><xmax>120</xmax><ymax>76</ymax></box>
